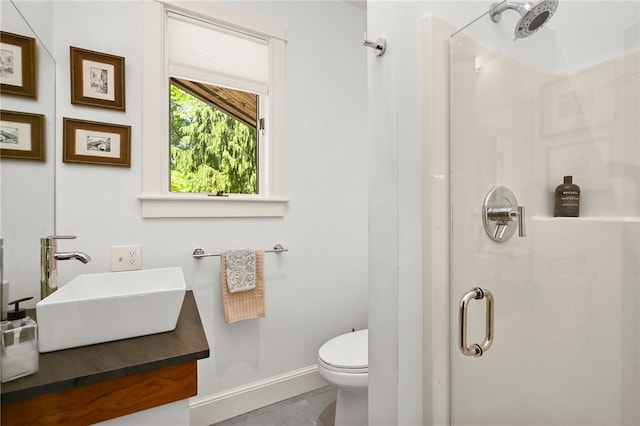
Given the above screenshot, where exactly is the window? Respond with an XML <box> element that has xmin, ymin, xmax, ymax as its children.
<box><xmin>169</xmin><ymin>79</ymin><xmax>258</xmax><ymax>195</ymax></box>
<box><xmin>141</xmin><ymin>1</ymin><xmax>287</xmax><ymax>217</ymax></box>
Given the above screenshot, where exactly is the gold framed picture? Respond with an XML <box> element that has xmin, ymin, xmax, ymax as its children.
<box><xmin>63</xmin><ymin>117</ymin><xmax>131</xmax><ymax>167</ymax></box>
<box><xmin>0</xmin><ymin>110</ymin><xmax>45</xmax><ymax>161</ymax></box>
<box><xmin>70</xmin><ymin>46</ymin><xmax>125</xmax><ymax>111</ymax></box>
<box><xmin>0</xmin><ymin>31</ymin><xmax>37</xmax><ymax>99</ymax></box>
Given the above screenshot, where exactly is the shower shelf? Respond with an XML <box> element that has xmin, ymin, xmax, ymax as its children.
<box><xmin>531</xmin><ymin>216</ymin><xmax>640</xmax><ymax>223</ymax></box>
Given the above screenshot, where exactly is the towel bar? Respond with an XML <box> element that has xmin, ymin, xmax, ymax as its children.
<box><xmin>193</xmin><ymin>244</ymin><xmax>288</xmax><ymax>258</ymax></box>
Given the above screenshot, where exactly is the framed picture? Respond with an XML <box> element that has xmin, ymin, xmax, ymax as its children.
<box><xmin>70</xmin><ymin>46</ymin><xmax>125</xmax><ymax>111</ymax></box>
<box><xmin>0</xmin><ymin>110</ymin><xmax>45</xmax><ymax>161</ymax></box>
<box><xmin>0</xmin><ymin>31</ymin><xmax>37</xmax><ymax>99</ymax></box>
<box><xmin>63</xmin><ymin>117</ymin><xmax>131</xmax><ymax>167</ymax></box>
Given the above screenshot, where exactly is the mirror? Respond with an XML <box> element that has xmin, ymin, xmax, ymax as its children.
<box><xmin>0</xmin><ymin>0</ymin><xmax>56</xmax><ymax>308</ymax></box>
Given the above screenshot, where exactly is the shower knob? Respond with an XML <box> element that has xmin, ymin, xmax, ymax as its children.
<box><xmin>482</xmin><ymin>186</ymin><xmax>526</xmax><ymax>242</ymax></box>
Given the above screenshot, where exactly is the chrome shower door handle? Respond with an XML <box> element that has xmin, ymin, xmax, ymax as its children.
<box><xmin>459</xmin><ymin>287</ymin><xmax>494</xmax><ymax>357</ymax></box>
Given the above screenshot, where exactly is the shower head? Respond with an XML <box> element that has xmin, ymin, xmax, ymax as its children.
<box><xmin>489</xmin><ymin>1</ymin><xmax>559</xmax><ymax>39</ymax></box>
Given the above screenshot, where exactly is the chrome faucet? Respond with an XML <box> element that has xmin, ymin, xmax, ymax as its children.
<box><xmin>40</xmin><ymin>236</ymin><xmax>92</xmax><ymax>299</ymax></box>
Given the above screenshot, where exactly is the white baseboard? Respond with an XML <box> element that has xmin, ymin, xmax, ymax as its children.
<box><xmin>189</xmin><ymin>365</ymin><xmax>327</xmax><ymax>426</ymax></box>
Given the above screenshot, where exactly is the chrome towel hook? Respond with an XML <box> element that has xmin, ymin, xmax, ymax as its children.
<box><xmin>363</xmin><ymin>32</ymin><xmax>386</xmax><ymax>56</ymax></box>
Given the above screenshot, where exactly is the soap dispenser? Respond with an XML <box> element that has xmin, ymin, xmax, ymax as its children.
<box><xmin>1</xmin><ymin>297</ymin><xmax>39</xmax><ymax>383</ymax></box>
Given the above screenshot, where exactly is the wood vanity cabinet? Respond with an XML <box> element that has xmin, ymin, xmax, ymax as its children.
<box><xmin>1</xmin><ymin>291</ymin><xmax>209</xmax><ymax>426</ymax></box>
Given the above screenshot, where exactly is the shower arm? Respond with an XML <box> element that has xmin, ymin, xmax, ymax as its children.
<box><xmin>490</xmin><ymin>1</ymin><xmax>534</xmax><ymax>22</ymax></box>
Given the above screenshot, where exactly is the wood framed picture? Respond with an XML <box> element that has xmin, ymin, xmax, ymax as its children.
<box><xmin>70</xmin><ymin>46</ymin><xmax>125</xmax><ymax>111</ymax></box>
<box><xmin>0</xmin><ymin>110</ymin><xmax>45</xmax><ymax>161</ymax></box>
<box><xmin>63</xmin><ymin>117</ymin><xmax>131</xmax><ymax>167</ymax></box>
<box><xmin>0</xmin><ymin>31</ymin><xmax>37</xmax><ymax>99</ymax></box>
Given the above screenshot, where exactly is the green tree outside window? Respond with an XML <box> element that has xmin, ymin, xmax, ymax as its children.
<box><xmin>169</xmin><ymin>83</ymin><xmax>257</xmax><ymax>194</ymax></box>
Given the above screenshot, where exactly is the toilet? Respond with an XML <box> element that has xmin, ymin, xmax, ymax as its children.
<box><xmin>317</xmin><ymin>329</ymin><xmax>368</xmax><ymax>426</ymax></box>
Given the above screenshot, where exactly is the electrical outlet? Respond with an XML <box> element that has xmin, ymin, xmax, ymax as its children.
<box><xmin>110</xmin><ymin>245</ymin><xmax>142</xmax><ymax>272</ymax></box>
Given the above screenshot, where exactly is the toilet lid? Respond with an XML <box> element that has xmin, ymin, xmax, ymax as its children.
<box><xmin>318</xmin><ymin>329</ymin><xmax>368</xmax><ymax>371</ymax></box>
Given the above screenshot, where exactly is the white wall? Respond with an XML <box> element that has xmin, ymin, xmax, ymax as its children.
<box><xmin>366</xmin><ymin>2</ymin><xmax>478</xmax><ymax>425</ymax></box>
<box><xmin>47</xmin><ymin>0</ymin><xmax>366</xmax><ymax>407</ymax></box>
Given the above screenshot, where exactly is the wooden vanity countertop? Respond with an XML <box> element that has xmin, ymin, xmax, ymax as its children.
<box><xmin>1</xmin><ymin>290</ymin><xmax>210</xmax><ymax>403</ymax></box>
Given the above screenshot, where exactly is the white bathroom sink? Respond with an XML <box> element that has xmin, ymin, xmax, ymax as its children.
<box><xmin>36</xmin><ymin>267</ymin><xmax>186</xmax><ymax>353</ymax></box>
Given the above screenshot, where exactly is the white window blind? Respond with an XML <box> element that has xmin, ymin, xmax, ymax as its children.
<box><xmin>167</xmin><ymin>11</ymin><xmax>269</xmax><ymax>95</ymax></box>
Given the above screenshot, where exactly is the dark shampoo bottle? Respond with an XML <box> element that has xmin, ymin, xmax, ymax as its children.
<box><xmin>554</xmin><ymin>176</ymin><xmax>580</xmax><ymax>217</ymax></box>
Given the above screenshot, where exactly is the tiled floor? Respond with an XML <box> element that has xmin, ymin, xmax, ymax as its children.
<box><xmin>211</xmin><ymin>386</ymin><xmax>337</xmax><ymax>426</ymax></box>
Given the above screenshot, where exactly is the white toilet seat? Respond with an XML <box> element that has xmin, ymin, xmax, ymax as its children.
<box><xmin>318</xmin><ymin>357</ymin><xmax>368</xmax><ymax>374</ymax></box>
<box><xmin>318</xmin><ymin>329</ymin><xmax>368</xmax><ymax>373</ymax></box>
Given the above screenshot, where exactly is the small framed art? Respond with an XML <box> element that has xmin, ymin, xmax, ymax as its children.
<box><xmin>0</xmin><ymin>110</ymin><xmax>45</xmax><ymax>161</ymax></box>
<box><xmin>63</xmin><ymin>117</ymin><xmax>131</xmax><ymax>167</ymax></box>
<box><xmin>70</xmin><ymin>46</ymin><xmax>125</xmax><ymax>111</ymax></box>
<box><xmin>0</xmin><ymin>31</ymin><xmax>37</xmax><ymax>99</ymax></box>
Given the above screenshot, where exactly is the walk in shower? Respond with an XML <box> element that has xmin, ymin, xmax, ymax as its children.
<box><xmin>449</xmin><ymin>1</ymin><xmax>639</xmax><ymax>424</ymax></box>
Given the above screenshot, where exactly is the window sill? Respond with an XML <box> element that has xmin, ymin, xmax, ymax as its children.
<box><xmin>138</xmin><ymin>194</ymin><xmax>289</xmax><ymax>218</ymax></box>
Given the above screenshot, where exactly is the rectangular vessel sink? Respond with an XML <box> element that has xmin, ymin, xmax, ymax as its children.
<box><xmin>36</xmin><ymin>267</ymin><xmax>186</xmax><ymax>353</ymax></box>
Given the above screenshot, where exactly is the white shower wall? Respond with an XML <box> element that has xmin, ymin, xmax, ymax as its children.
<box><xmin>450</xmin><ymin>20</ymin><xmax>639</xmax><ymax>423</ymax></box>
<box><xmin>367</xmin><ymin>1</ymin><xmax>639</xmax><ymax>425</ymax></box>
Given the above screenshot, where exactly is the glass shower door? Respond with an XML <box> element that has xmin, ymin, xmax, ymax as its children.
<box><xmin>450</xmin><ymin>2</ymin><xmax>639</xmax><ymax>425</ymax></box>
